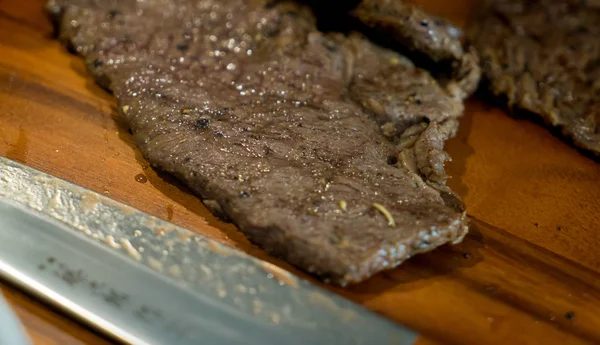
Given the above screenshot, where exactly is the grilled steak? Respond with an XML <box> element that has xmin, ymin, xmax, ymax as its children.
<box><xmin>469</xmin><ymin>0</ymin><xmax>600</xmax><ymax>156</ymax></box>
<box><xmin>352</xmin><ymin>0</ymin><xmax>481</xmax><ymax>101</ymax></box>
<box><xmin>47</xmin><ymin>0</ymin><xmax>469</xmax><ymax>284</ymax></box>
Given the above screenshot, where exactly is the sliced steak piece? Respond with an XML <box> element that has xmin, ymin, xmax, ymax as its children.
<box><xmin>47</xmin><ymin>0</ymin><xmax>468</xmax><ymax>284</ymax></box>
<box><xmin>352</xmin><ymin>0</ymin><xmax>481</xmax><ymax>100</ymax></box>
<box><xmin>348</xmin><ymin>35</ymin><xmax>464</xmax><ymax>138</ymax></box>
<box><xmin>469</xmin><ymin>0</ymin><xmax>600</xmax><ymax>156</ymax></box>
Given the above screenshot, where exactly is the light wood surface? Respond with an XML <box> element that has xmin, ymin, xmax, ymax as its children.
<box><xmin>1</xmin><ymin>1</ymin><xmax>600</xmax><ymax>344</ymax></box>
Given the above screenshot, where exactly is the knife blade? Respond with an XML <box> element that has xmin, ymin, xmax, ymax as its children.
<box><xmin>0</xmin><ymin>156</ymin><xmax>418</xmax><ymax>345</ymax></box>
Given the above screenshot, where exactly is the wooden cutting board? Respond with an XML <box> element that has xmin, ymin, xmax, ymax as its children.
<box><xmin>1</xmin><ymin>1</ymin><xmax>599</xmax><ymax>344</ymax></box>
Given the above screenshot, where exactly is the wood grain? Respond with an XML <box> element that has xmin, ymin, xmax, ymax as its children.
<box><xmin>1</xmin><ymin>1</ymin><xmax>599</xmax><ymax>344</ymax></box>
<box><xmin>1</xmin><ymin>283</ymin><xmax>112</xmax><ymax>345</ymax></box>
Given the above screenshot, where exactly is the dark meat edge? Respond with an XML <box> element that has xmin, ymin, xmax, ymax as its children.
<box><xmin>467</xmin><ymin>0</ymin><xmax>600</xmax><ymax>158</ymax></box>
<box><xmin>475</xmin><ymin>80</ymin><xmax>600</xmax><ymax>161</ymax></box>
<box><xmin>349</xmin><ymin>0</ymin><xmax>482</xmax><ymax>101</ymax></box>
<box><xmin>302</xmin><ymin>0</ymin><xmax>482</xmax><ymax>101</ymax></box>
<box><xmin>46</xmin><ymin>0</ymin><xmax>469</xmax><ymax>285</ymax></box>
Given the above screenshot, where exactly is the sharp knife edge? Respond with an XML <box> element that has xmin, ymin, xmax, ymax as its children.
<box><xmin>0</xmin><ymin>156</ymin><xmax>418</xmax><ymax>345</ymax></box>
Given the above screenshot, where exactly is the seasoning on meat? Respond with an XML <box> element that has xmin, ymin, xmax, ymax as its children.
<box><xmin>372</xmin><ymin>203</ymin><xmax>396</xmax><ymax>227</ymax></box>
<box><xmin>47</xmin><ymin>0</ymin><xmax>469</xmax><ymax>285</ymax></box>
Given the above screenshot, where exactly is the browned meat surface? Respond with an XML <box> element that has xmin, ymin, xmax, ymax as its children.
<box><xmin>352</xmin><ymin>0</ymin><xmax>481</xmax><ymax>100</ymax></box>
<box><xmin>47</xmin><ymin>0</ymin><xmax>468</xmax><ymax>285</ymax></box>
<box><xmin>469</xmin><ymin>0</ymin><xmax>600</xmax><ymax>156</ymax></box>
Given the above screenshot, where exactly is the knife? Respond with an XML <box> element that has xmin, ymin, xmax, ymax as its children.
<box><xmin>0</xmin><ymin>156</ymin><xmax>418</xmax><ymax>345</ymax></box>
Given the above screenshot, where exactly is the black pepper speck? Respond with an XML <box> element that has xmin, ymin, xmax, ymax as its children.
<box><xmin>565</xmin><ymin>311</ymin><xmax>575</xmax><ymax>321</ymax></box>
<box><xmin>195</xmin><ymin>118</ymin><xmax>210</xmax><ymax>129</ymax></box>
<box><xmin>107</xmin><ymin>9</ymin><xmax>121</xmax><ymax>20</ymax></box>
<box><xmin>176</xmin><ymin>44</ymin><xmax>189</xmax><ymax>52</ymax></box>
